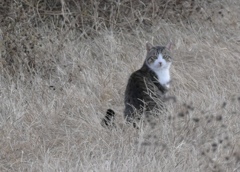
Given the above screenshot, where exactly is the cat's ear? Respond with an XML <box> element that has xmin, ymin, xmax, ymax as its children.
<box><xmin>146</xmin><ymin>42</ymin><xmax>153</xmax><ymax>51</ymax></box>
<box><xmin>166</xmin><ymin>41</ymin><xmax>173</xmax><ymax>51</ymax></box>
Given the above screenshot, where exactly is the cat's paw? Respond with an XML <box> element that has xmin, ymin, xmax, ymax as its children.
<box><xmin>165</xmin><ymin>84</ymin><xmax>170</xmax><ymax>89</ymax></box>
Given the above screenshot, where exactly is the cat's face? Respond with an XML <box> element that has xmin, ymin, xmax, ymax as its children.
<box><xmin>145</xmin><ymin>43</ymin><xmax>172</xmax><ymax>71</ymax></box>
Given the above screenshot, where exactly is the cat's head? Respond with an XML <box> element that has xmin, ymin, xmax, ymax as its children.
<box><xmin>145</xmin><ymin>42</ymin><xmax>172</xmax><ymax>71</ymax></box>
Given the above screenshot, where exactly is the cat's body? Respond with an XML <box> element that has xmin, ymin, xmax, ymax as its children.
<box><xmin>102</xmin><ymin>42</ymin><xmax>172</xmax><ymax>128</ymax></box>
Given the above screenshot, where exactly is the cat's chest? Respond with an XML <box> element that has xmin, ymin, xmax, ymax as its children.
<box><xmin>154</xmin><ymin>69</ymin><xmax>171</xmax><ymax>88</ymax></box>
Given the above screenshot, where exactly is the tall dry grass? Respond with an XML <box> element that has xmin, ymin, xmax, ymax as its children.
<box><xmin>0</xmin><ymin>0</ymin><xmax>240</xmax><ymax>171</ymax></box>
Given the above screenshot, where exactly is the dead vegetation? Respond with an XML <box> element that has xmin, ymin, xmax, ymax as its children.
<box><xmin>0</xmin><ymin>0</ymin><xmax>240</xmax><ymax>171</ymax></box>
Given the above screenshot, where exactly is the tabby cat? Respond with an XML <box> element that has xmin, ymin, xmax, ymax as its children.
<box><xmin>102</xmin><ymin>42</ymin><xmax>172</xmax><ymax>128</ymax></box>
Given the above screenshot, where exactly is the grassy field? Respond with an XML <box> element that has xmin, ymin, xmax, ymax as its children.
<box><xmin>0</xmin><ymin>0</ymin><xmax>240</xmax><ymax>171</ymax></box>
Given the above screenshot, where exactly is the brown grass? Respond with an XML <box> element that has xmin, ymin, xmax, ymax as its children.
<box><xmin>0</xmin><ymin>0</ymin><xmax>240</xmax><ymax>171</ymax></box>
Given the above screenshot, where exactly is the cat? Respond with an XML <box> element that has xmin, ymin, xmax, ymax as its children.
<box><xmin>102</xmin><ymin>42</ymin><xmax>172</xmax><ymax>128</ymax></box>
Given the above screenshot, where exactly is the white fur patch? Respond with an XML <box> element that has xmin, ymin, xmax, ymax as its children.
<box><xmin>155</xmin><ymin>67</ymin><xmax>171</xmax><ymax>87</ymax></box>
<box><xmin>148</xmin><ymin>54</ymin><xmax>171</xmax><ymax>87</ymax></box>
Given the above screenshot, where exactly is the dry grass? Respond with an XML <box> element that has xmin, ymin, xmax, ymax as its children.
<box><xmin>0</xmin><ymin>0</ymin><xmax>240</xmax><ymax>171</ymax></box>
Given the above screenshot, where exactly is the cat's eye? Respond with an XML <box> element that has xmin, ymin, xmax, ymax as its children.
<box><xmin>164</xmin><ymin>55</ymin><xmax>171</xmax><ymax>60</ymax></box>
<box><xmin>147</xmin><ymin>56</ymin><xmax>157</xmax><ymax>63</ymax></box>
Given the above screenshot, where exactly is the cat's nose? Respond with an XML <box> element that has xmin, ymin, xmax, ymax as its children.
<box><xmin>159</xmin><ymin>62</ymin><xmax>162</xmax><ymax>66</ymax></box>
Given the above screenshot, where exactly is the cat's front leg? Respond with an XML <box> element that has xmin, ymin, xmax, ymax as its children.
<box><xmin>153</xmin><ymin>81</ymin><xmax>168</xmax><ymax>94</ymax></box>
